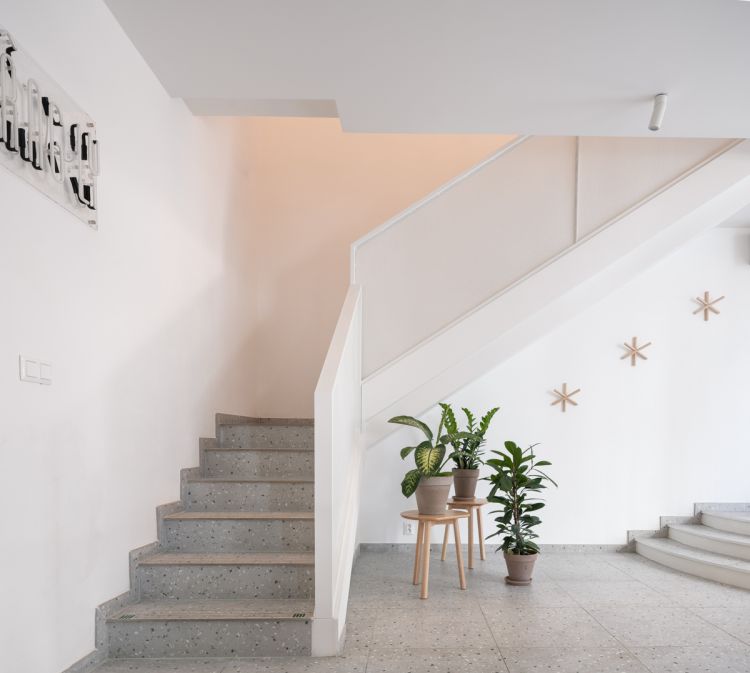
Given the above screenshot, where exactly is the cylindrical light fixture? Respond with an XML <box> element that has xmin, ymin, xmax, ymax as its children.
<box><xmin>649</xmin><ymin>93</ymin><xmax>668</xmax><ymax>132</ymax></box>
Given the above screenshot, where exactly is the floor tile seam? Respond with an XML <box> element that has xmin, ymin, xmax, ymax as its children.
<box><xmin>688</xmin><ymin>607</ymin><xmax>750</xmax><ymax>647</ymax></box>
<box><xmin>575</xmin><ymin>601</ymin><xmax>646</xmax><ymax>665</ymax></box>
<box><xmin>476</xmin><ymin>592</ymin><xmax>513</xmax><ymax>673</ymax></box>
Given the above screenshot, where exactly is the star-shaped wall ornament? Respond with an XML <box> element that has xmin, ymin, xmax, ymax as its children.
<box><xmin>621</xmin><ymin>336</ymin><xmax>652</xmax><ymax>367</ymax></box>
<box><xmin>551</xmin><ymin>382</ymin><xmax>581</xmax><ymax>412</ymax></box>
<box><xmin>693</xmin><ymin>291</ymin><xmax>725</xmax><ymax>322</ymax></box>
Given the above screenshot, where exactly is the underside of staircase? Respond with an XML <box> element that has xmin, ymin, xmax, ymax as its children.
<box><xmin>634</xmin><ymin>503</ymin><xmax>750</xmax><ymax>590</ymax></box>
<box><xmin>99</xmin><ymin>415</ymin><xmax>315</xmax><ymax>659</ymax></box>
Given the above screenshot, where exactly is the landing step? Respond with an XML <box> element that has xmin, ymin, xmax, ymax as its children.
<box><xmin>163</xmin><ymin>510</ymin><xmax>314</xmax><ymax>521</ymax></box>
<box><xmin>636</xmin><ymin>536</ymin><xmax>750</xmax><ymax>589</ymax></box>
<box><xmin>185</xmin><ymin>476</ymin><xmax>314</xmax><ymax>484</ymax></box>
<box><xmin>138</xmin><ymin>552</ymin><xmax>314</xmax><ymax>566</ymax></box>
<box><xmin>702</xmin><ymin>511</ymin><xmax>750</xmax><ymax>536</ymax></box>
<box><xmin>109</xmin><ymin>599</ymin><xmax>313</xmax><ymax>622</ymax></box>
<box><xmin>669</xmin><ymin>523</ymin><xmax>750</xmax><ymax>560</ymax></box>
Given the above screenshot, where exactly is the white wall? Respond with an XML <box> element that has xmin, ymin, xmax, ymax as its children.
<box><xmin>234</xmin><ymin>117</ymin><xmax>509</xmax><ymax>418</ymax></box>
<box><xmin>359</xmin><ymin>227</ymin><xmax>750</xmax><ymax>546</ymax></box>
<box><xmin>0</xmin><ymin>3</ymin><xmax>255</xmax><ymax>672</ymax></box>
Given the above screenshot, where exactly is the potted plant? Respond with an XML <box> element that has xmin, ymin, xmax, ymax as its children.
<box><xmin>390</xmin><ymin>406</ymin><xmax>478</xmax><ymax>515</ymax></box>
<box><xmin>441</xmin><ymin>403</ymin><xmax>499</xmax><ymax>500</ymax></box>
<box><xmin>485</xmin><ymin>441</ymin><xmax>556</xmax><ymax>585</ymax></box>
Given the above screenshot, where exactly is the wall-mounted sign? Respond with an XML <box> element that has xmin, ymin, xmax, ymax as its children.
<box><xmin>0</xmin><ymin>27</ymin><xmax>99</xmax><ymax>228</ymax></box>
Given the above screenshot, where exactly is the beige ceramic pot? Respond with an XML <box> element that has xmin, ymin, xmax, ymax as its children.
<box><xmin>415</xmin><ymin>475</ymin><xmax>453</xmax><ymax>515</ymax></box>
<box><xmin>452</xmin><ymin>468</ymin><xmax>480</xmax><ymax>500</ymax></box>
<box><xmin>504</xmin><ymin>551</ymin><xmax>538</xmax><ymax>585</ymax></box>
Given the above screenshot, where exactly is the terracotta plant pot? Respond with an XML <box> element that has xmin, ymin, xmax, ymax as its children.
<box><xmin>452</xmin><ymin>468</ymin><xmax>480</xmax><ymax>500</ymax></box>
<box><xmin>504</xmin><ymin>551</ymin><xmax>538</xmax><ymax>586</ymax></box>
<box><xmin>415</xmin><ymin>475</ymin><xmax>453</xmax><ymax>515</ymax></box>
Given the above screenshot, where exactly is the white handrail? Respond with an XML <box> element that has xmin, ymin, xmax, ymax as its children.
<box><xmin>312</xmin><ymin>284</ymin><xmax>363</xmax><ymax>656</ymax></box>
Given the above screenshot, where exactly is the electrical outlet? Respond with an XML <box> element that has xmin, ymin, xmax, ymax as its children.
<box><xmin>403</xmin><ymin>522</ymin><xmax>415</xmax><ymax>536</ymax></box>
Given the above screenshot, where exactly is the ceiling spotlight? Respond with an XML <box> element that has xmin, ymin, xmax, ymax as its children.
<box><xmin>648</xmin><ymin>93</ymin><xmax>668</xmax><ymax>132</ymax></box>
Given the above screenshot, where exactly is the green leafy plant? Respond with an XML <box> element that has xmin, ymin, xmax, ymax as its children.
<box><xmin>390</xmin><ymin>406</ymin><xmax>479</xmax><ymax>497</ymax></box>
<box><xmin>485</xmin><ymin>441</ymin><xmax>556</xmax><ymax>555</ymax></box>
<box><xmin>441</xmin><ymin>403</ymin><xmax>500</xmax><ymax>469</ymax></box>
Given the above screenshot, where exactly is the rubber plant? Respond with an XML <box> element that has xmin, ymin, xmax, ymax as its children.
<box><xmin>390</xmin><ymin>406</ymin><xmax>478</xmax><ymax>497</ymax></box>
<box><xmin>485</xmin><ymin>441</ymin><xmax>556</xmax><ymax>584</ymax></box>
<box><xmin>442</xmin><ymin>403</ymin><xmax>500</xmax><ymax>470</ymax></box>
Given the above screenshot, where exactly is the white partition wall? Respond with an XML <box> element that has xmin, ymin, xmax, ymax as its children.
<box><xmin>313</xmin><ymin>286</ymin><xmax>364</xmax><ymax>655</ymax></box>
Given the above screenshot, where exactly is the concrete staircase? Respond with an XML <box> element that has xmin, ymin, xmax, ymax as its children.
<box><xmin>634</xmin><ymin>503</ymin><xmax>750</xmax><ymax>590</ymax></box>
<box><xmin>102</xmin><ymin>415</ymin><xmax>315</xmax><ymax>658</ymax></box>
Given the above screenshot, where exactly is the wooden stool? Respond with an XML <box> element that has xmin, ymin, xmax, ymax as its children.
<box><xmin>401</xmin><ymin>509</ymin><xmax>469</xmax><ymax>599</ymax></box>
<box><xmin>441</xmin><ymin>497</ymin><xmax>487</xmax><ymax>570</ymax></box>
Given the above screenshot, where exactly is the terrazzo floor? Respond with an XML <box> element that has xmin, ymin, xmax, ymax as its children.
<box><xmin>93</xmin><ymin>548</ymin><xmax>750</xmax><ymax>673</ymax></box>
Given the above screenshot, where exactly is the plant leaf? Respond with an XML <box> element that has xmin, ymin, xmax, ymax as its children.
<box><xmin>388</xmin><ymin>416</ymin><xmax>433</xmax><ymax>442</ymax></box>
<box><xmin>401</xmin><ymin>469</ymin><xmax>421</xmax><ymax>497</ymax></box>
<box><xmin>415</xmin><ymin>443</ymin><xmax>446</xmax><ymax>475</ymax></box>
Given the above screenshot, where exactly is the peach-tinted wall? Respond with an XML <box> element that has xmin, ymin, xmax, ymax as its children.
<box><xmin>236</xmin><ymin>117</ymin><xmax>511</xmax><ymax>417</ymax></box>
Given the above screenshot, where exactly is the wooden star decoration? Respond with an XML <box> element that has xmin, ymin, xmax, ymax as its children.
<box><xmin>693</xmin><ymin>291</ymin><xmax>725</xmax><ymax>322</ymax></box>
<box><xmin>621</xmin><ymin>336</ymin><xmax>652</xmax><ymax>367</ymax></box>
<box><xmin>551</xmin><ymin>382</ymin><xmax>581</xmax><ymax>412</ymax></box>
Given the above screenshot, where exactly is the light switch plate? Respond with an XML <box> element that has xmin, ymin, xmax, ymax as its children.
<box><xmin>19</xmin><ymin>355</ymin><xmax>52</xmax><ymax>385</ymax></box>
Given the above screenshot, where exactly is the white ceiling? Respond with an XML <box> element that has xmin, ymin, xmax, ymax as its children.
<box><xmin>104</xmin><ymin>0</ymin><xmax>750</xmax><ymax>137</ymax></box>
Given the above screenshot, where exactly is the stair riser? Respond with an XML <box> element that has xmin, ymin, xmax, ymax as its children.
<box><xmin>162</xmin><ymin>518</ymin><xmax>314</xmax><ymax>552</ymax></box>
<box><xmin>184</xmin><ymin>481</ymin><xmax>313</xmax><ymax>512</ymax></box>
<box><xmin>137</xmin><ymin>564</ymin><xmax>314</xmax><ymax>600</ymax></box>
<box><xmin>218</xmin><ymin>425</ymin><xmax>314</xmax><ymax>449</ymax></box>
<box><xmin>669</xmin><ymin>527</ymin><xmax>750</xmax><ymax>561</ymax></box>
<box><xmin>636</xmin><ymin>540</ymin><xmax>750</xmax><ymax>590</ymax></box>
<box><xmin>107</xmin><ymin>619</ymin><xmax>311</xmax><ymax>657</ymax></box>
<box><xmin>702</xmin><ymin>512</ymin><xmax>750</xmax><ymax>537</ymax></box>
<box><xmin>203</xmin><ymin>450</ymin><xmax>313</xmax><ymax>479</ymax></box>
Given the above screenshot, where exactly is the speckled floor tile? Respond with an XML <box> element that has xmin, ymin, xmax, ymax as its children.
<box><xmin>476</xmin><ymin>581</ymin><xmax>577</xmax><ymax>607</ymax></box>
<box><xmin>501</xmin><ymin>647</ymin><xmax>649</xmax><ymax>673</ymax></box>
<box><xmin>641</xmin><ymin>576</ymin><xmax>750</xmax><ymax>608</ymax></box>
<box><xmin>484</xmin><ymin>607</ymin><xmax>618</xmax><ymax>648</ymax></box>
<box><xmin>631</xmin><ymin>645</ymin><xmax>750</xmax><ymax>673</ymax></box>
<box><xmin>93</xmin><ymin>660</ymin><xmax>226</xmax><ymax>673</ymax></box>
<box><xmin>220</xmin><ymin>654</ymin><xmax>367</xmax><ymax>672</ymax></box>
<box><xmin>557</xmin><ymin>579</ymin><xmax>675</xmax><ymax>607</ymax></box>
<box><xmin>587</xmin><ymin>606</ymin><xmax>741</xmax><ymax>647</ymax></box>
<box><xmin>366</xmin><ymin>648</ymin><xmax>506</xmax><ymax>673</ymax></box>
<box><xmin>691</xmin><ymin>607</ymin><xmax>750</xmax><ymax>644</ymax></box>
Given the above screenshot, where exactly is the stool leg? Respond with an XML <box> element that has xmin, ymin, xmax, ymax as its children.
<box><xmin>441</xmin><ymin>523</ymin><xmax>450</xmax><ymax>561</ymax></box>
<box><xmin>413</xmin><ymin>521</ymin><xmax>423</xmax><ymax>585</ymax></box>
<box><xmin>420</xmin><ymin>521</ymin><xmax>432</xmax><ymax>599</ymax></box>
<box><xmin>468</xmin><ymin>507</ymin><xmax>475</xmax><ymax>569</ymax></box>
<box><xmin>453</xmin><ymin>520</ymin><xmax>467</xmax><ymax>590</ymax></box>
<box><xmin>477</xmin><ymin>507</ymin><xmax>486</xmax><ymax>561</ymax></box>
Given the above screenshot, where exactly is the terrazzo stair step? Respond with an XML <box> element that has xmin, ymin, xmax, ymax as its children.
<box><xmin>161</xmin><ymin>510</ymin><xmax>315</xmax><ymax>552</ymax></box>
<box><xmin>184</xmin><ymin>477</ymin><xmax>314</xmax><ymax>512</ymax></box>
<box><xmin>668</xmin><ymin>523</ymin><xmax>750</xmax><ymax>561</ymax></box>
<box><xmin>107</xmin><ymin>598</ymin><xmax>312</xmax><ymax>657</ymax></box>
<box><xmin>701</xmin><ymin>511</ymin><xmax>750</xmax><ymax>536</ymax></box>
<box><xmin>636</xmin><ymin>536</ymin><xmax>750</xmax><ymax>589</ymax></box>
<box><xmin>203</xmin><ymin>446</ymin><xmax>313</xmax><ymax>480</ymax></box>
<box><xmin>218</xmin><ymin>422</ymin><xmax>314</xmax><ymax>449</ymax></box>
<box><xmin>136</xmin><ymin>551</ymin><xmax>315</xmax><ymax>600</ymax></box>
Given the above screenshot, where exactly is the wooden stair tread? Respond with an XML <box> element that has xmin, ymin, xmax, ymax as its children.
<box><xmin>139</xmin><ymin>552</ymin><xmax>315</xmax><ymax>566</ymax></box>
<box><xmin>109</xmin><ymin>598</ymin><xmax>313</xmax><ymax>621</ymax></box>
<box><xmin>163</xmin><ymin>510</ymin><xmax>314</xmax><ymax>521</ymax></box>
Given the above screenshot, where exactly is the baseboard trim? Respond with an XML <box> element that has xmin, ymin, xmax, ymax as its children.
<box><xmin>358</xmin><ymin>542</ymin><xmax>631</xmax><ymax>553</ymax></box>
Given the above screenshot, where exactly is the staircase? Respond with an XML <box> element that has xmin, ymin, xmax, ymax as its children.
<box><xmin>102</xmin><ymin>415</ymin><xmax>315</xmax><ymax>659</ymax></box>
<box><xmin>634</xmin><ymin>503</ymin><xmax>750</xmax><ymax>590</ymax></box>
